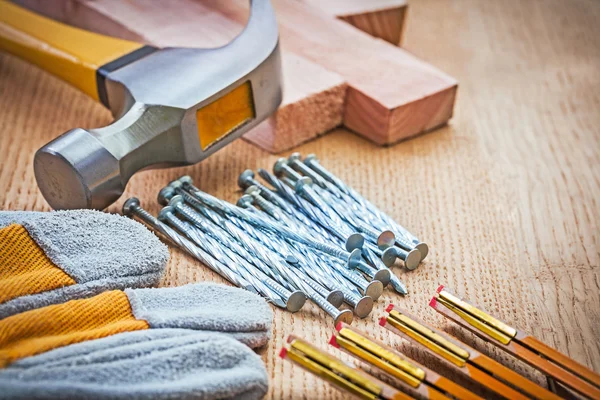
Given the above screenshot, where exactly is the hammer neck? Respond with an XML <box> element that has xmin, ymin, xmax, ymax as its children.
<box><xmin>91</xmin><ymin>103</ymin><xmax>188</xmax><ymax>184</ymax></box>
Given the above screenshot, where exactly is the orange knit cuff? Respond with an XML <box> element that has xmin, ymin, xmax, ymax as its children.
<box><xmin>0</xmin><ymin>224</ymin><xmax>75</xmax><ymax>303</ymax></box>
<box><xmin>0</xmin><ymin>290</ymin><xmax>149</xmax><ymax>368</ymax></box>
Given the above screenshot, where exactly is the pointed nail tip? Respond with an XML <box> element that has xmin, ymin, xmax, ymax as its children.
<box><xmin>391</xmin><ymin>283</ymin><xmax>408</xmax><ymax>295</ymax></box>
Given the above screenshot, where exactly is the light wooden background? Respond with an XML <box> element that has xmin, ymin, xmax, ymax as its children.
<box><xmin>0</xmin><ymin>0</ymin><xmax>598</xmax><ymax>398</ymax></box>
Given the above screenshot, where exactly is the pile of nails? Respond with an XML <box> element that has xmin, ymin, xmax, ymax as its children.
<box><xmin>123</xmin><ymin>153</ymin><xmax>427</xmax><ymax>325</ymax></box>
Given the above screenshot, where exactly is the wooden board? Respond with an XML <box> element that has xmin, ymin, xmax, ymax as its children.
<box><xmin>0</xmin><ymin>0</ymin><xmax>598</xmax><ymax>399</ymax></box>
<box><xmin>202</xmin><ymin>0</ymin><xmax>458</xmax><ymax>145</ymax></box>
<box><xmin>13</xmin><ymin>0</ymin><xmax>347</xmax><ymax>153</ymax></box>
<box><xmin>299</xmin><ymin>0</ymin><xmax>408</xmax><ymax>45</ymax></box>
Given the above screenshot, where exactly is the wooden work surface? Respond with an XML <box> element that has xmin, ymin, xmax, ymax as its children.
<box><xmin>0</xmin><ymin>0</ymin><xmax>598</xmax><ymax>398</ymax></box>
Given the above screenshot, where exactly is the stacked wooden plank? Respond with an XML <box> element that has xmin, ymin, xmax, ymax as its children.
<box><xmin>16</xmin><ymin>0</ymin><xmax>457</xmax><ymax>152</ymax></box>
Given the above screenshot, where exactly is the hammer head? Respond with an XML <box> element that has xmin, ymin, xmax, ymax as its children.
<box><xmin>34</xmin><ymin>0</ymin><xmax>282</xmax><ymax>210</ymax></box>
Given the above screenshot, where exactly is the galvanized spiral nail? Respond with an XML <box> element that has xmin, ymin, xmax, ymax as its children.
<box><xmin>122</xmin><ymin>198</ymin><xmax>254</xmax><ymax>292</ymax></box>
<box><xmin>158</xmin><ymin>207</ymin><xmax>286</xmax><ymax>307</ymax></box>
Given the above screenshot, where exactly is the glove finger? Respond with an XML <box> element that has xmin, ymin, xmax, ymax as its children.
<box><xmin>1</xmin><ymin>329</ymin><xmax>268</xmax><ymax>400</ymax></box>
<box><xmin>126</xmin><ymin>283</ymin><xmax>273</xmax><ymax>341</ymax></box>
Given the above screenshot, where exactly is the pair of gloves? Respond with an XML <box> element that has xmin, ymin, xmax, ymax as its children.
<box><xmin>0</xmin><ymin>211</ymin><xmax>273</xmax><ymax>399</ymax></box>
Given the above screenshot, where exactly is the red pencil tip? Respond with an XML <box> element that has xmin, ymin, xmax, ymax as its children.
<box><xmin>385</xmin><ymin>304</ymin><xmax>394</xmax><ymax>313</ymax></box>
<box><xmin>335</xmin><ymin>322</ymin><xmax>343</xmax><ymax>332</ymax></box>
<box><xmin>379</xmin><ymin>316</ymin><xmax>387</xmax><ymax>327</ymax></box>
<box><xmin>436</xmin><ymin>285</ymin><xmax>445</xmax><ymax>293</ymax></box>
<box><xmin>279</xmin><ymin>348</ymin><xmax>288</xmax><ymax>359</ymax></box>
<box><xmin>329</xmin><ymin>335</ymin><xmax>340</xmax><ymax>348</ymax></box>
<box><xmin>429</xmin><ymin>297</ymin><xmax>437</xmax><ymax>308</ymax></box>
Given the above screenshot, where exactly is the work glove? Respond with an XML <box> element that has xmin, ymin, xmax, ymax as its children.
<box><xmin>0</xmin><ymin>283</ymin><xmax>273</xmax><ymax>367</ymax></box>
<box><xmin>0</xmin><ymin>329</ymin><xmax>269</xmax><ymax>400</ymax></box>
<box><xmin>0</xmin><ymin>212</ymin><xmax>273</xmax><ymax>399</ymax></box>
<box><xmin>0</xmin><ymin>210</ymin><xmax>169</xmax><ymax>318</ymax></box>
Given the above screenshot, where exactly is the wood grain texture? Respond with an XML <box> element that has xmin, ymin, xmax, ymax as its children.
<box><xmin>0</xmin><ymin>0</ymin><xmax>598</xmax><ymax>399</ymax></box>
<box><xmin>14</xmin><ymin>0</ymin><xmax>347</xmax><ymax>153</ymax></box>
<box><xmin>298</xmin><ymin>0</ymin><xmax>408</xmax><ymax>45</ymax></box>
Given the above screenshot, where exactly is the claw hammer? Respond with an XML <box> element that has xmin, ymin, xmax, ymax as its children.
<box><xmin>0</xmin><ymin>0</ymin><xmax>282</xmax><ymax>210</ymax></box>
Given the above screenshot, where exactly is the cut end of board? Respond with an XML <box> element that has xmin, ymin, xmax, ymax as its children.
<box><xmin>243</xmin><ymin>53</ymin><xmax>347</xmax><ymax>153</ymax></box>
<box><xmin>244</xmin><ymin>81</ymin><xmax>346</xmax><ymax>153</ymax></box>
<box><xmin>344</xmin><ymin>84</ymin><xmax>458</xmax><ymax>145</ymax></box>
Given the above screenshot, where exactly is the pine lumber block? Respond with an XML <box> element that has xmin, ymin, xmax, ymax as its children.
<box><xmin>298</xmin><ymin>0</ymin><xmax>408</xmax><ymax>45</ymax></box>
<box><xmin>13</xmin><ymin>0</ymin><xmax>347</xmax><ymax>153</ymax></box>
<box><xmin>202</xmin><ymin>0</ymin><xmax>458</xmax><ymax>145</ymax></box>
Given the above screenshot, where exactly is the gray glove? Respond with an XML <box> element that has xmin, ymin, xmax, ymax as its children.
<box><xmin>0</xmin><ymin>328</ymin><xmax>269</xmax><ymax>400</ymax></box>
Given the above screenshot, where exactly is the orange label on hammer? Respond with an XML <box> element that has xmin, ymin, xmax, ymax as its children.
<box><xmin>196</xmin><ymin>81</ymin><xmax>255</xmax><ymax>150</ymax></box>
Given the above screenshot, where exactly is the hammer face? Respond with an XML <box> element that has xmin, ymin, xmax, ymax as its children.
<box><xmin>34</xmin><ymin>103</ymin><xmax>188</xmax><ymax>210</ymax></box>
<box><xmin>34</xmin><ymin>128</ymin><xmax>122</xmax><ymax>210</ymax></box>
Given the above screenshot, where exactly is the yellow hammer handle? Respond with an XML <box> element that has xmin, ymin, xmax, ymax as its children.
<box><xmin>0</xmin><ymin>0</ymin><xmax>143</xmax><ymax>101</ymax></box>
